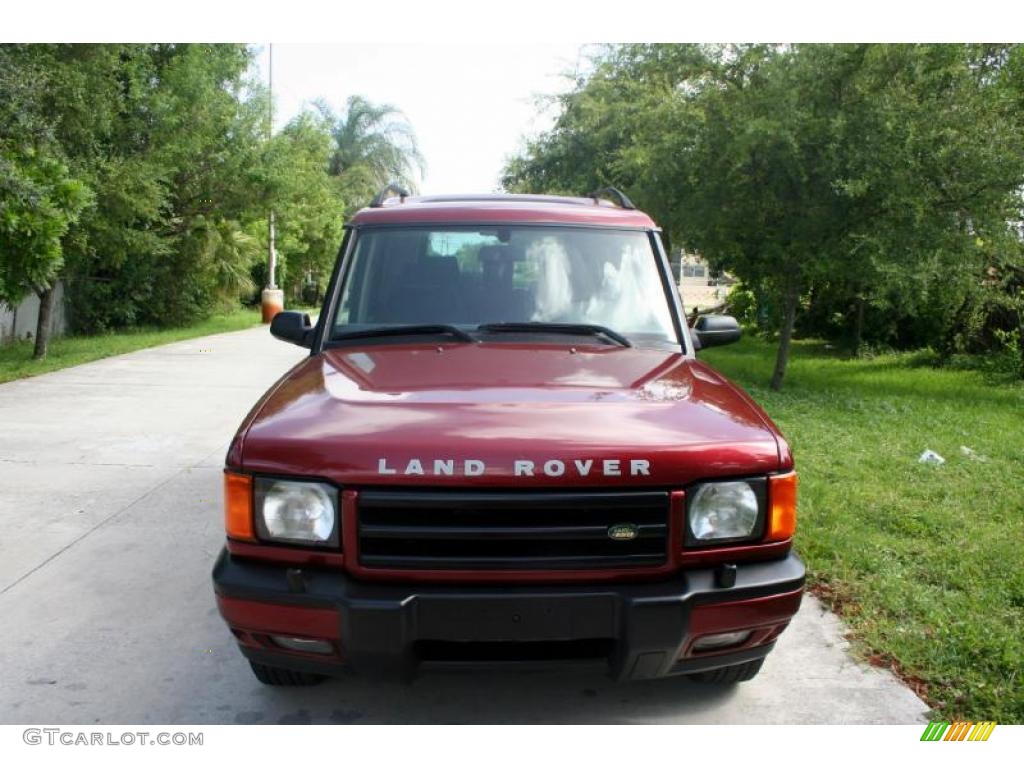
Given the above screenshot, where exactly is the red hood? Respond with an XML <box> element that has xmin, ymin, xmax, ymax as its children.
<box><xmin>234</xmin><ymin>343</ymin><xmax>788</xmax><ymax>487</ymax></box>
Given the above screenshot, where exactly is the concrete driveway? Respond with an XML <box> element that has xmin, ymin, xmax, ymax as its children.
<box><xmin>0</xmin><ymin>326</ymin><xmax>930</xmax><ymax>724</ymax></box>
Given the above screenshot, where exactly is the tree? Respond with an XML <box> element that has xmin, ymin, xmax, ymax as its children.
<box><xmin>0</xmin><ymin>45</ymin><xmax>429</xmax><ymax>346</ymax></box>
<box><xmin>0</xmin><ymin>149</ymin><xmax>90</xmax><ymax>357</ymax></box>
<box><xmin>1</xmin><ymin>45</ymin><xmax>427</xmax><ymax>342</ymax></box>
<box><xmin>316</xmin><ymin>96</ymin><xmax>424</xmax><ymax>209</ymax></box>
<box><xmin>0</xmin><ymin>45</ymin><xmax>92</xmax><ymax>358</ymax></box>
<box><xmin>503</xmin><ymin>44</ymin><xmax>717</xmax><ymax>254</ymax></box>
<box><xmin>44</xmin><ymin>44</ymin><xmax>272</xmax><ymax>330</ymax></box>
<box><xmin>257</xmin><ymin>110</ymin><xmax>347</xmax><ymax>301</ymax></box>
<box><xmin>503</xmin><ymin>44</ymin><xmax>1024</xmax><ymax>388</ymax></box>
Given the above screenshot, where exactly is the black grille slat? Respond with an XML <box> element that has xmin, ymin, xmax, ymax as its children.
<box><xmin>357</xmin><ymin>490</ymin><xmax>669</xmax><ymax>571</ymax></box>
<box><xmin>360</xmin><ymin>523</ymin><xmax>667</xmax><ymax>541</ymax></box>
<box><xmin>361</xmin><ymin>554</ymin><xmax>666</xmax><ymax>569</ymax></box>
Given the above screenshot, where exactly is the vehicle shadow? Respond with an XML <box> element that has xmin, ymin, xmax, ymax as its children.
<box><xmin>228</xmin><ymin>664</ymin><xmax>740</xmax><ymax>724</ymax></box>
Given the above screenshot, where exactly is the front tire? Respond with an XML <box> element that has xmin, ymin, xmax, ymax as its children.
<box><xmin>248</xmin><ymin>661</ymin><xmax>326</xmax><ymax>686</ymax></box>
<box><xmin>687</xmin><ymin>658</ymin><xmax>764</xmax><ymax>684</ymax></box>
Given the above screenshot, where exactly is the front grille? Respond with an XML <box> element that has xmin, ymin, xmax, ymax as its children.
<box><xmin>357</xmin><ymin>490</ymin><xmax>669</xmax><ymax>570</ymax></box>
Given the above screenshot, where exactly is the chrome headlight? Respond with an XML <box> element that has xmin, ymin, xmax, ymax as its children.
<box><xmin>687</xmin><ymin>479</ymin><xmax>766</xmax><ymax>544</ymax></box>
<box><xmin>254</xmin><ymin>478</ymin><xmax>338</xmax><ymax>547</ymax></box>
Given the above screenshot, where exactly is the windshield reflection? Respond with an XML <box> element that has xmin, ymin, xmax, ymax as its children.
<box><xmin>333</xmin><ymin>226</ymin><xmax>678</xmax><ymax>344</ymax></box>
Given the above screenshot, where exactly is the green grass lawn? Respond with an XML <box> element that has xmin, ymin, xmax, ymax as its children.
<box><xmin>0</xmin><ymin>308</ymin><xmax>263</xmax><ymax>384</ymax></box>
<box><xmin>702</xmin><ymin>336</ymin><xmax>1024</xmax><ymax>722</ymax></box>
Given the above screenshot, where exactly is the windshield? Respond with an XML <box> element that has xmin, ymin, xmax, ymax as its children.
<box><xmin>332</xmin><ymin>226</ymin><xmax>679</xmax><ymax>345</ymax></box>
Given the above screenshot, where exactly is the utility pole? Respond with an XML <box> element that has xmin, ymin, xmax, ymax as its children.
<box><xmin>261</xmin><ymin>42</ymin><xmax>284</xmax><ymax>323</ymax></box>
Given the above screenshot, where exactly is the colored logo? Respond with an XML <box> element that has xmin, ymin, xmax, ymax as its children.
<box><xmin>920</xmin><ymin>721</ymin><xmax>996</xmax><ymax>742</ymax></box>
<box><xmin>607</xmin><ymin>523</ymin><xmax>639</xmax><ymax>541</ymax></box>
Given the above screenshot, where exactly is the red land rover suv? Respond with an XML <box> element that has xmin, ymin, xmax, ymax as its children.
<box><xmin>213</xmin><ymin>188</ymin><xmax>803</xmax><ymax>686</ymax></box>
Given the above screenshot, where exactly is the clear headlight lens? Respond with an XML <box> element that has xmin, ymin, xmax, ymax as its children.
<box><xmin>688</xmin><ymin>480</ymin><xmax>761</xmax><ymax>542</ymax></box>
<box><xmin>255</xmin><ymin>478</ymin><xmax>338</xmax><ymax>546</ymax></box>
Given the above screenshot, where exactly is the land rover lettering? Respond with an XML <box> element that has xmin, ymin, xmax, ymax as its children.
<box><xmin>376</xmin><ymin>457</ymin><xmax>653</xmax><ymax>477</ymax></box>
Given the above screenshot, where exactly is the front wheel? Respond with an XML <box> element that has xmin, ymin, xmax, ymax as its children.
<box><xmin>248</xmin><ymin>661</ymin><xmax>326</xmax><ymax>686</ymax></box>
<box><xmin>687</xmin><ymin>658</ymin><xmax>764</xmax><ymax>684</ymax></box>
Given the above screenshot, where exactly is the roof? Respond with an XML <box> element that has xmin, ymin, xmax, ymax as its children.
<box><xmin>348</xmin><ymin>193</ymin><xmax>658</xmax><ymax>229</ymax></box>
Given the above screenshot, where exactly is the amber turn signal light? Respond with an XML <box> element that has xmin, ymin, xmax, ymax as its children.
<box><xmin>766</xmin><ymin>472</ymin><xmax>797</xmax><ymax>542</ymax></box>
<box><xmin>224</xmin><ymin>471</ymin><xmax>255</xmax><ymax>541</ymax></box>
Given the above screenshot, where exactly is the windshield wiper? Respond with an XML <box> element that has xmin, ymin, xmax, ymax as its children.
<box><xmin>476</xmin><ymin>322</ymin><xmax>632</xmax><ymax>348</ymax></box>
<box><xmin>332</xmin><ymin>324</ymin><xmax>477</xmax><ymax>343</ymax></box>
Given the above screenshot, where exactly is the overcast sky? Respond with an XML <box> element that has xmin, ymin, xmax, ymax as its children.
<box><xmin>253</xmin><ymin>44</ymin><xmax>591</xmax><ymax>194</ymax></box>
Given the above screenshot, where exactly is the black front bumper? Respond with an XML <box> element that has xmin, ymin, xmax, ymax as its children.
<box><xmin>213</xmin><ymin>550</ymin><xmax>805</xmax><ymax>680</ymax></box>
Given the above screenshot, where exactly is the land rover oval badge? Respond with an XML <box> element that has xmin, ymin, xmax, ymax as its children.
<box><xmin>607</xmin><ymin>523</ymin><xmax>639</xmax><ymax>541</ymax></box>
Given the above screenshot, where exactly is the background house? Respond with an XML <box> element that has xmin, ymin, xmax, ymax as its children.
<box><xmin>677</xmin><ymin>251</ymin><xmax>734</xmax><ymax>313</ymax></box>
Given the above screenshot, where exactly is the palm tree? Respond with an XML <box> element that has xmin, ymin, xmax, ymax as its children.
<box><xmin>315</xmin><ymin>96</ymin><xmax>425</xmax><ymax>203</ymax></box>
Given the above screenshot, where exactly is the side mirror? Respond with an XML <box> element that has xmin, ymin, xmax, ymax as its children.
<box><xmin>270</xmin><ymin>311</ymin><xmax>314</xmax><ymax>348</ymax></box>
<box><xmin>692</xmin><ymin>314</ymin><xmax>741</xmax><ymax>349</ymax></box>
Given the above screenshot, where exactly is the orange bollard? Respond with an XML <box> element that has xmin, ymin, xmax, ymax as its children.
<box><xmin>260</xmin><ymin>288</ymin><xmax>284</xmax><ymax>323</ymax></box>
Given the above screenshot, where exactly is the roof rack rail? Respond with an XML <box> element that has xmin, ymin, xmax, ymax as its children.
<box><xmin>589</xmin><ymin>186</ymin><xmax>636</xmax><ymax>210</ymax></box>
<box><xmin>370</xmin><ymin>183</ymin><xmax>411</xmax><ymax>208</ymax></box>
